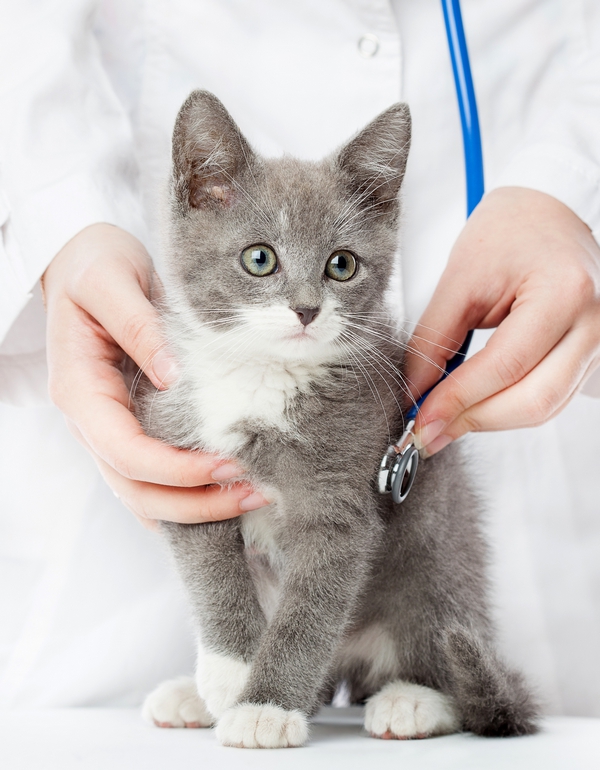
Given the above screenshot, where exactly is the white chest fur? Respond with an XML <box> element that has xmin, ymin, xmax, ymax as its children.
<box><xmin>177</xmin><ymin>327</ymin><xmax>322</xmax><ymax>456</ymax></box>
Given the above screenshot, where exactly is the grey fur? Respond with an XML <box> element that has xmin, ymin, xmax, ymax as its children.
<box><xmin>136</xmin><ymin>90</ymin><xmax>538</xmax><ymax>737</ymax></box>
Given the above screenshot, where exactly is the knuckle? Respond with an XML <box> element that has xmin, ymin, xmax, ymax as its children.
<box><xmin>442</xmin><ymin>385</ymin><xmax>471</xmax><ymax>416</ymax></box>
<box><xmin>47</xmin><ymin>374</ymin><xmax>64</xmax><ymax>408</ymax></box>
<box><xmin>122</xmin><ymin>490</ymin><xmax>153</xmax><ymax>522</ymax></box>
<box><xmin>202</xmin><ymin>488</ymin><xmax>238</xmax><ymax>523</ymax></box>
<box><xmin>47</xmin><ymin>374</ymin><xmax>76</xmax><ymax>413</ymax></box>
<box><xmin>69</xmin><ymin>258</ymin><xmax>105</xmax><ymax>305</ymax></box>
<box><xmin>201</xmin><ymin>500</ymin><xmax>223</xmax><ymax>523</ymax></box>
<box><xmin>492</xmin><ymin>348</ymin><xmax>528</xmax><ymax>389</ymax></box>
<box><xmin>528</xmin><ymin>386</ymin><xmax>560</xmax><ymax>425</ymax></box>
<box><xmin>173</xmin><ymin>458</ymin><xmax>200</xmax><ymax>487</ymax></box>
<box><xmin>111</xmin><ymin>451</ymin><xmax>136</xmax><ymax>481</ymax></box>
<box><xmin>458</xmin><ymin>411</ymin><xmax>482</xmax><ymax>434</ymax></box>
<box><xmin>564</xmin><ymin>265</ymin><xmax>595</xmax><ymax>304</ymax></box>
<box><xmin>121</xmin><ymin>312</ymin><xmax>152</xmax><ymax>359</ymax></box>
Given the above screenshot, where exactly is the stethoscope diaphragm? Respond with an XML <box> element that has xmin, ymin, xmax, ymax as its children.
<box><xmin>378</xmin><ymin>420</ymin><xmax>419</xmax><ymax>504</ymax></box>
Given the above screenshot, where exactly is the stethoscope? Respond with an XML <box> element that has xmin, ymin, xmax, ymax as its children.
<box><xmin>378</xmin><ymin>0</ymin><xmax>484</xmax><ymax>504</ymax></box>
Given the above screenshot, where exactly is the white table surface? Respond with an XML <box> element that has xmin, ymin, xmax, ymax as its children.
<box><xmin>1</xmin><ymin>707</ymin><xmax>599</xmax><ymax>770</ymax></box>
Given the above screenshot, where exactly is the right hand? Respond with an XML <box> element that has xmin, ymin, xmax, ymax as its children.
<box><xmin>42</xmin><ymin>223</ymin><xmax>269</xmax><ymax>531</ymax></box>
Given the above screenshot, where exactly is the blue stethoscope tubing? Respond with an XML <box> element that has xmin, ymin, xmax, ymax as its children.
<box><xmin>405</xmin><ymin>0</ymin><xmax>484</xmax><ymax>422</ymax></box>
<box><xmin>378</xmin><ymin>0</ymin><xmax>484</xmax><ymax>502</ymax></box>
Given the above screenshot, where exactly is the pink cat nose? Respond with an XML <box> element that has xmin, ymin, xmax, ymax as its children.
<box><xmin>293</xmin><ymin>307</ymin><xmax>320</xmax><ymax>326</ymax></box>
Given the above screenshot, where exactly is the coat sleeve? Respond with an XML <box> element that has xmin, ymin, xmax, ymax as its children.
<box><xmin>0</xmin><ymin>0</ymin><xmax>145</xmax><ymax>347</ymax></box>
<box><xmin>491</xmin><ymin>0</ymin><xmax>600</xmax><ymax>244</ymax></box>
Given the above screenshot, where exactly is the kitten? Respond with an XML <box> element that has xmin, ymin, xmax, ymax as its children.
<box><xmin>139</xmin><ymin>90</ymin><xmax>538</xmax><ymax>747</ymax></box>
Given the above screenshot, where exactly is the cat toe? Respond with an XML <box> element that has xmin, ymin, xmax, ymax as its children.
<box><xmin>365</xmin><ymin>680</ymin><xmax>459</xmax><ymax>739</ymax></box>
<box><xmin>142</xmin><ymin>676</ymin><xmax>213</xmax><ymax>728</ymax></box>
<box><xmin>216</xmin><ymin>703</ymin><xmax>309</xmax><ymax>748</ymax></box>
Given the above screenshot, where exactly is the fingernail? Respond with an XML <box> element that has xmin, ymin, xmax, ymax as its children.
<box><xmin>211</xmin><ymin>462</ymin><xmax>246</xmax><ymax>482</ymax></box>
<box><xmin>413</xmin><ymin>419</ymin><xmax>445</xmax><ymax>450</ymax></box>
<box><xmin>239</xmin><ymin>492</ymin><xmax>270</xmax><ymax>512</ymax></box>
<box><xmin>151</xmin><ymin>349</ymin><xmax>179</xmax><ymax>389</ymax></box>
<box><xmin>420</xmin><ymin>434</ymin><xmax>452</xmax><ymax>459</ymax></box>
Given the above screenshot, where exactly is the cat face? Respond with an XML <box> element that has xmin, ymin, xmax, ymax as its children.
<box><xmin>165</xmin><ymin>91</ymin><xmax>411</xmax><ymax>365</ymax></box>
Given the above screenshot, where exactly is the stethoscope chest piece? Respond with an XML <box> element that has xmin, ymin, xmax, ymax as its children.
<box><xmin>391</xmin><ymin>444</ymin><xmax>419</xmax><ymax>504</ymax></box>
<box><xmin>378</xmin><ymin>421</ymin><xmax>419</xmax><ymax>504</ymax></box>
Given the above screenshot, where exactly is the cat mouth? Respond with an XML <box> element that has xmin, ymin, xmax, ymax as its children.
<box><xmin>285</xmin><ymin>328</ymin><xmax>317</xmax><ymax>341</ymax></box>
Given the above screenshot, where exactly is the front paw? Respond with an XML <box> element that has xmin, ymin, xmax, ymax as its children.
<box><xmin>196</xmin><ymin>652</ymin><xmax>252</xmax><ymax>719</ymax></box>
<box><xmin>365</xmin><ymin>680</ymin><xmax>459</xmax><ymax>739</ymax></box>
<box><xmin>216</xmin><ymin>703</ymin><xmax>309</xmax><ymax>748</ymax></box>
<box><xmin>142</xmin><ymin>676</ymin><xmax>213</xmax><ymax>728</ymax></box>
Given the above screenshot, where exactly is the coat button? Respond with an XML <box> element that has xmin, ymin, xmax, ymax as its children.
<box><xmin>358</xmin><ymin>34</ymin><xmax>380</xmax><ymax>58</ymax></box>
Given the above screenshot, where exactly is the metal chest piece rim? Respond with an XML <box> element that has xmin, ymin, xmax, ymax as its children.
<box><xmin>378</xmin><ymin>420</ymin><xmax>419</xmax><ymax>504</ymax></box>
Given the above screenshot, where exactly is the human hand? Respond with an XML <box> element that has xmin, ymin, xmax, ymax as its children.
<box><xmin>405</xmin><ymin>187</ymin><xmax>600</xmax><ymax>457</ymax></box>
<box><xmin>42</xmin><ymin>223</ymin><xmax>268</xmax><ymax>530</ymax></box>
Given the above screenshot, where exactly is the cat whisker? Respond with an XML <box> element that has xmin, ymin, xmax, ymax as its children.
<box><xmin>342</xmin><ymin>320</ymin><xmax>468</xmax><ymax>401</ymax></box>
<box><xmin>340</xmin><ymin>329</ymin><xmax>417</xmax><ymax>417</ymax></box>
<box><xmin>345</xmin><ymin>313</ymin><xmax>466</xmax><ymax>349</ymax></box>
<box><xmin>346</xmin><ymin>341</ymin><xmax>406</xmax><ymax>418</ymax></box>
<box><xmin>344</xmin><ymin>317</ymin><xmax>463</xmax><ymax>358</ymax></box>
<box><xmin>337</xmin><ymin>337</ymin><xmax>392</xmax><ymax>443</ymax></box>
<box><xmin>128</xmin><ymin>341</ymin><xmax>173</xmax><ymax>408</ymax></box>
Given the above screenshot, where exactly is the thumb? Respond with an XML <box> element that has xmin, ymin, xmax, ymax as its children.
<box><xmin>89</xmin><ymin>268</ymin><xmax>178</xmax><ymax>390</ymax></box>
<box><xmin>64</xmin><ymin>228</ymin><xmax>179</xmax><ymax>391</ymax></box>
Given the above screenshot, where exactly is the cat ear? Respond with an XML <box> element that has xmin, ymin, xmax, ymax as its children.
<box><xmin>171</xmin><ymin>90</ymin><xmax>256</xmax><ymax>212</ymax></box>
<box><xmin>336</xmin><ymin>103</ymin><xmax>411</xmax><ymax>210</ymax></box>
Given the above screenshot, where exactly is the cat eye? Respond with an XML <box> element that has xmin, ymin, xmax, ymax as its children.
<box><xmin>325</xmin><ymin>251</ymin><xmax>357</xmax><ymax>282</ymax></box>
<box><xmin>240</xmin><ymin>244</ymin><xmax>278</xmax><ymax>277</ymax></box>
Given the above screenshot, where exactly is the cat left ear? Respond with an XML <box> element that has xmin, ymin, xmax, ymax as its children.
<box><xmin>336</xmin><ymin>103</ymin><xmax>411</xmax><ymax>210</ymax></box>
<box><xmin>171</xmin><ymin>90</ymin><xmax>257</xmax><ymax>213</ymax></box>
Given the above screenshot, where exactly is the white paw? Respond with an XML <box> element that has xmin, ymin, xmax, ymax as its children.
<box><xmin>142</xmin><ymin>676</ymin><xmax>213</xmax><ymax>728</ymax></box>
<box><xmin>196</xmin><ymin>652</ymin><xmax>252</xmax><ymax>719</ymax></box>
<box><xmin>365</xmin><ymin>680</ymin><xmax>460</xmax><ymax>739</ymax></box>
<box><xmin>216</xmin><ymin>703</ymin><xmax>309</xmax><ymax>748</ymax></box>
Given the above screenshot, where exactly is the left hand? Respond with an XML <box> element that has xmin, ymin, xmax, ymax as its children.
<box><xmin>404</xmin><ymin>187</ymin><xmax>600</xmax><ymax>457</ymax></box>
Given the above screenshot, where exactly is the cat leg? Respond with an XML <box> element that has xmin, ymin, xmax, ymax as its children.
<box><xmin>216</xmin><ymin>513</ymin><xmax>378</xmax><ymax>748</ymax></box>
<box><xmin>142</xmin><ymin>676</ymin><xmax>213</xmax><ymax>728</ymax></box>
<box><xmin>365</xmin><ymin>680</ymin><xmax>460</xmax><ymax>739</ymax></box>
<box><xmin>442</xmin><ymin>627</ymin><xmax>539</xmax><ymax>736</ymax></box>
<box><xmin>161</xmin><ymin>520</ymin><xmax>266</xmax><ymax>721</ymax></box>
<box><xmin>195</xmin><ymin>650</ymin><xmax>253</xmax><ymax>720</ymax></box>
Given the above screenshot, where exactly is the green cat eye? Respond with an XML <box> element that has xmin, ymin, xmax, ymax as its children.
<box><xmin>240</xmin><ymin>244</ymin><xmax>278</xmax><ymax>277</ymax></box>
<box><xmin>325</xmin><ymin>251</ymin><xmax>357</xmax><ymax>282</ymax></box>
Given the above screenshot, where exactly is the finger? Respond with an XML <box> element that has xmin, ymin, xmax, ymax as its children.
<box><xmin>66</xmin><ymin>394</ymin><xmax>240</xmax><ymax>487</ymax></box>
<box><xmin>135</xmin><ymin>515</ymin><xmax>161</xmax><ymax>533</ymax></box>
<box><xmin>421</xmin><ymin>325</ymin><xmax>594</xmax><ymax>455</ymax></box>
<box><xmin>96</xmin><ymin>455</ymin><xmax>266</xmax><ymax>523</ymax></box>
<box><xmin>413</xmin><ymin>293</ymin><xmax>574</xmax><ymax>443</ymax></box>
<box><xmin>67</xmin><ymin>420</ymin><xmax>268</xmax><ymax>523</ymax></box>
<box><xmin>54</xmin><ymin>226</ymin><xmax>178</xmax><ymax>392</ymax></box>
<box><xmin>404</xmin><ymin>280</ymin><xmax>477</xmax><ymax>400</ymax></box>
<box><xmin>49</xmin><ymin>301</ymin><xmax>236</xmax><ymax>487</ymax></box>
<box><xmin>81</xmin><ymin>265</ymin><xmax>178</xmax><ymax>390</ymax></box>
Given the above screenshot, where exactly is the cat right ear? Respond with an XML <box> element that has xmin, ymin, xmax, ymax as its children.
<box><xmin>171</xmin><ymin>90</ymin><xmax>256</xmax><ymax>213</ymax></box>
<box><xmin>336</xmin><ymin>103</ymin><xmax>411</xmax><ymax>210</ymax></box>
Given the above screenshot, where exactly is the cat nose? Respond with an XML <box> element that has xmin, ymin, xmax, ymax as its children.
<box><xmin>293</xmin><ymin>307</ymin><xmax>320</xmax><ymax>326</ymax></box>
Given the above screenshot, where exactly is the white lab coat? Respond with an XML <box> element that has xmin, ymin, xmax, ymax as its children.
<box><xmin>0</xmin><ymin>0</ymin><xmax>599</xmax><ymax>714</ymax></box>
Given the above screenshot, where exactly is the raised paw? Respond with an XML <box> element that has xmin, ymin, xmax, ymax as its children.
<box><xmin>142</xmin><ymin>676</ymin><xmax>213</xmax><ymax>728</ymax></box>
<box><xmin>365</xmin><ymin>680</ymin><xmax>460</xmax><ymax>739</ymax></box>
<box><xmin>196</xmin><ymin>652</ymin><xmax>252</xmax><ymax>719</ymax></box>
<box><xmin>215</xmin><ymin>703</ymin><xmax>309</xmax><ymax>748</ymax></box>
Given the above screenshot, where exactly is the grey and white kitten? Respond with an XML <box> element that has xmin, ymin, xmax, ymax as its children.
<box><xmin>139</xmin><ymin>91</ymin><xmax>538</xmax><ymax>748</ymax></box>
